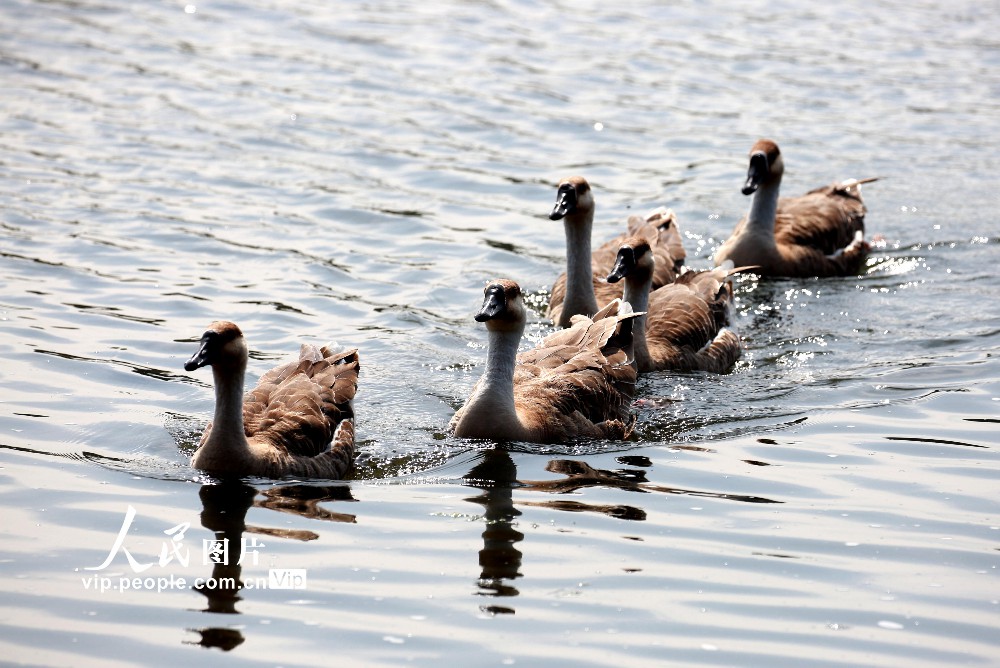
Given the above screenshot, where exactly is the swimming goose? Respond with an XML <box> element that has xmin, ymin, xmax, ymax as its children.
<box><xmin>184</xmin><ymin>321</ymin><xmax>358</xmax><ymax>478</ymax></box>
<box><xmin>547</xmin><ymin>176</ymin><xmax>683</xmax><ymax>327</ymax></box>
<box><xmin>608</xmin><ymin>238</ymin><xmax>742</xmax><ymax>374</ymax></box>
<box><xmin>714</xmin><ymin>139</ymin><xmax>875</xmax><ymax>277</ymax></box>
<box><xmin>451</xmin><ymin>279</ymin><xmax>640</xmax><ymax>443</ymax></box>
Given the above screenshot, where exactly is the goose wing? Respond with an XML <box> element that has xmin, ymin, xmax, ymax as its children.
<box><xmin>774</xmin><ymin>183</ymin><xmax>867</xmax><ymax>254</ymax></box>
<box><xmin>643</xmin><ymin>280</ymin><xmax>741</xmax><ymax>373</ymax></box>
<box><xmin>674</xmin><ymin>263</ymin><xmax>744</xmax><ymax>328</ymax></box>
<box><xmin>526</xmin><ymin>299</ymin><xmax>634</xmax><ymax>368</ymax></box>
<box><xmin>514</xmin><ymin>309</ymin><xmax>639</xmax><ymax>440</ymax></box>
<box><xmin>242</xmin><ymin>346</ymin><xmax>359</xmax><ymax>459</ymax></box>
<box><xmin>512</xmin><ymin>355</ymin><xmax>636</xmax><ymax>441</ymax></box>
<box><xmin>646</xmin><ymin>285</ymin><xmax>718</xmax><ymax>350</ymax></box>
<box><xmin>773</xmin><ymin>231</ymin><xmax>870</xmax><ymax>277</ymax></box>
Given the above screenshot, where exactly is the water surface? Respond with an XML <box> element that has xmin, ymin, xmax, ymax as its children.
<box><xmin>1</xmin><ymin>0</ymin><xmax>998</xmax><ymax>666</ymax></box>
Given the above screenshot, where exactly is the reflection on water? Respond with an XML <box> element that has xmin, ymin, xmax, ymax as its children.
<box><xmin>1</xmin><ymin>0</ymin><xmax>999</xmax><ymax>664</ymax></box>
<box><xmin>255</xmin><ymin>483</ymin><xmax>358</xmax><ymax>528</ymax></box>
<box><xmin>461</xmin><ymin>450</ymin><xmax>655</xmax><ymax>614</ymax></box>
<box><xmin>462</xmin><ymin>447</ymin><xmax>786</xmax><ymax>616</ymax></box>
<box><xmin>191</xmin><ymin>481</ymin><xmax>359</xmax><ymax>648</ymax></box>
<box><xmin>464</xmin><ymin>449</ymin><xmax>522</xmax><ymax>611</ymax></box>
<box><xmin>525</xmin><ymin>458</ymin><xmax>780</xmax><ymax>505</ymax></box>
<box><xmin>192</xmin><ymin>483</ymin><xmax>250</xmax><ymax>648</ymax></box>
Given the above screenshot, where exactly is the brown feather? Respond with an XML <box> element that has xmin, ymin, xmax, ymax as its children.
<box><xmin>241</xmin><ymin>346</ymin><xmax>358</xmax><ymax>459</ymax></box>
<box><xmin>451</xmin><ymin>283</ymin><xmax>639</xmax><ymax>444</ymax></box>
<box><xmin>641</xmin><ymin>282</ymin><xmax>741</xmax><ymax>373</ymax></box>
<box><xmin>612</xmin><ymin>238</ymin><xmax>743</xmax><ymax>374</ymax></box>
<box><xmin>774</xmin><ymin>185</ymin><xmax>866</xmax><ymax>253</ymax></box>
<box><xmin>189</xmin><ymin>321</ymin><xmax>358</xmax><ymax>479</ymax></box>
<box><xmin>512</xmin><ymin>312</ymin><xmax>639</xmax><ymax>438</ymax></box>
<box><xmin>716</xmin><ymin>139</ymin><xmax>875</xmax><ymax>278</ymax></box>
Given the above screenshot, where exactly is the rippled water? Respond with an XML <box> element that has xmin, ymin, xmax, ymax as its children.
<box><xmin>1</xmin><ymin>0</ymin><xmax>998</xmax><ymax>665</ymax></box>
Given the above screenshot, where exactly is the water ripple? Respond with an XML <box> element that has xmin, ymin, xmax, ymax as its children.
<box><xmin>1</xmin><ymin>0</ymin><xmax>998</xmax><ymax>664</ymax></box>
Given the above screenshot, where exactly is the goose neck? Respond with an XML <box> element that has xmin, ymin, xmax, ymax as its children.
<box><xmin>479</xmin><ymin>327</ymin><xmax>521</xmax><ymax>401</ymax></box>
<box><xmin>208</xmin><ymin>364</ymin><xmax>250</xmax><ymax>449</ymax></box>
<box><xmin>454</xmin><ymin>326</ymin><xmax>524</xmax><ymax>439</ymax></box>
<box><xmin>622</xmin><ymin>274</ymin><xmax>652</xmax><ymax>371</ymax></box>
<box><xmin>746</xmin><ymin>180</ymin><xmax>781</xmax><ymax>236</ymax></box>
<box><xmin>561</xmin><ymin>211</ymin><xmax>599</xmax><ymax>324</ymax></box>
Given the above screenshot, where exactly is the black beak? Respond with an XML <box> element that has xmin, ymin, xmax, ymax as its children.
<box><xmin>607</xmin><ymin>247</ymin><xmax>636</xmax><ymax>283</ymax></box>
<box><xmin>742</xmin><ymin>151</ymin><xmax>769</xmax><ymax>196</ymax></box>
<box><xmin>184</xmin><ymin>334</ymin><xmax>214</xmax><ymax>371</ymax></box>
<box><xmin>549</xmin><ymin>185</ymin><xmax>577</xmax><ymax>220</ymax></box>
<box><xmin>475</xmin><ymin>285</ymin><xmax>507</xmax><ymax>322</ymax></box>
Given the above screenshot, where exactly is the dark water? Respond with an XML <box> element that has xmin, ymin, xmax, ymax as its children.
<box><xmin>1</xmin><ymin>0</ymin><xmax>997</xmax><ymax>665</ymax></box>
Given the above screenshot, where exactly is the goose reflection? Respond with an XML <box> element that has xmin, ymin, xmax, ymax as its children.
<box><xmin>518</xmin><ymin>459</ymin><xmax>648</xmax><ymax>520</ymax></box>
<box><xmin>461</xmin><ymin>449</ymin><xmax>652</xmax><ymax>615</ymax></box>
<box><xmin>524</xmin><ymin>458</ymin><xmax>781</xmax><ymax>505</ymax></box>
<box><xmin>187</xmin><ymin>480</ymin><xmax>357</xmax><ymax>650</ymax></box>
<box><xmin>464</xmin><ymin>448</ymin><xmax>522</xmax><ymax>613</ymax></box>
<box><xmin>462</xmin><ymin>448</ymin><xmax>780</xmax><ymax>615</ymax></box>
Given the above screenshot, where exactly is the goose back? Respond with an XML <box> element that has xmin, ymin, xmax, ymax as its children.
<box><xmin>241</xmin><ymin>345</ymin><xmax>359</xmax><ymax>458</ymax></box>
<box><xmin>609</xmin><ymin>241</ymin><xmax>742</xmax><ymax>374</ymax></box>
<box><xmin>775</xmin><ymin>181</ymin><xmax>867</xmax><ymax>253</ymax></box>
<box><xmin>514</xmin><ymin>302</ymin><xmax>639</xmax><ymax>441</ymax></box>
<box><xmin>641</xmin><ymin>279</ymin><xmax>740</xmax><ymax>374</ymax></box>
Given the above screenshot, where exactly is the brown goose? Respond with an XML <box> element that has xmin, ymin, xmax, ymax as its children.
<box><xmin>547</xmin><ymin>176</ymin><xmax>684</xmax><ymax>327</ymax></box>
<box><xmin>184</xmin><ymin>321</ymin><xmax>358</xmax><ymax>478</ymax></box>
<box><xmin>714</xmin><ymin>139</ymin><xmax>875</xmax><ymax>277</ymax></box>
<box><xmin>451</xmin><ymin>280</ymin><xmax>640</xmax><ymax>443</ymax></box>
<box><xmin>608</xmin><ymin>238</ymin><xmax>742</xmax><ymax>374</ymax></box>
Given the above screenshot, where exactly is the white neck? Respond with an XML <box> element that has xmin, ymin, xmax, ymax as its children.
<box><xmin>203</xmin><ymin>364</ymin><xmax>251</xmax><ymax>455</ymax></box>
<box><xmin>746</xmin><ymin>179</ymin><xmax>781</xmax><ymax>238</ymax></box>
<box><xmin>455</xmin><ymin>326</ymin><xmax>525</xmax><ymax>439</ymax></box>
<box><xmin>559</xmin><ymin>210</ymin><xmax>599</xmax><ymax>326</ymax></box>
<box><xmin>621</xmin><ymin>273</ymin><xmax>652</xmax><ymax>371</ymax></box>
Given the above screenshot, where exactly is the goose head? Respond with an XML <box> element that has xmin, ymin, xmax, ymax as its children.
<box><xmin>606</xmin><ymin>237</ymin><xmax>654</xmax><ymax>284</ymax></box>
<box><xmin>742</xmin><ymin>139</ymin><xmax>784</xmax><ymax>195</ymax></box>
<box><xmin>185</xmin><ymin>321</ymin><xmax>248</xmax><ymax>373</ymax></box>
<box><xmin>475</xmin><ymin>279</ymin><xmax>527</xmax><ymax>334</ymax></box>
<box><xmin>549</xmin><ymin>176</ymin><xmax>595</xmax><ymax>221</ymax></box>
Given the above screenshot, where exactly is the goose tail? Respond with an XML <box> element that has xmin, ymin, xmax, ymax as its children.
<box><xmin>836</xmin><ymin>176</ymin><xmax>880</xmax><ymax>196</ymax></box>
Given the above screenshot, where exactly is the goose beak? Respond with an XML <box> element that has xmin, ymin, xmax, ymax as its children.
<box><xmin>742</xmin><ymin>151</ymin><xmax>769</xmax><ymax>196</ymax></box>
<box><xmin>606</xmin><ymin>247</ymin><xmax>635</xmax><ymax>283</ymax></box>
<box><xmin>475</xmin><ymin>285</ymin><xmax>507</xmax><ymax>322</ymax></box>
<box><xmin>184</xmin><ymin>335</ymin><xmax>214</xmax><ymax>371</ymax></box>
<box><xmin>549</xmin><ymin>186</ymin><xmax>577</xmax><ymax>220</ymax></box>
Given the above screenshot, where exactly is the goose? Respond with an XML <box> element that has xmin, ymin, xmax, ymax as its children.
<box><xmin>547</xmin><ymin>175</ymin><xmax>684</xmax><ymax>327</ymax></box>
<box><xmin>714</xmin><ymin>139</ymin><xmax>875</xmax><ymax>277</ymax></box>
<box><xmin>607</xmin><ymin>237</ymin><xmax>742</xmax><ymax>374</ymax></box>
<box><xmin>184</xmin><ymin>321</ymin><xmax>358</xmax><ymax>478</ymax></box>
<box><xmin>450</xmin><ymin>279</ymin><xmax>641</xmax><ymax>443</ymax></box>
